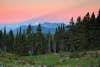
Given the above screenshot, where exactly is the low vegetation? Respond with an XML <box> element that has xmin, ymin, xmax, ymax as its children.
<box><xmin>0</xmin><ymin>51</ymin><xmax>100</xmax><ymax>67</ymax></box>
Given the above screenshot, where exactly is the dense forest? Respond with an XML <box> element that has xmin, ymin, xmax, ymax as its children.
<box><xmin>0</xmin><ymin>9</ymin><xmax>100</xmax><ymax>56</ymax></box>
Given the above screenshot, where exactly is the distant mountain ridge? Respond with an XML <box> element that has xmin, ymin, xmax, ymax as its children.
<box><xmin>0</xmin><ymin>19</ymin><xmax>69</xmax><ymax>34</ymax></box>
<box><xmin>13</xmin><ymin>22</ymin><xmax>68</xmax><ymax>34</ymax></box>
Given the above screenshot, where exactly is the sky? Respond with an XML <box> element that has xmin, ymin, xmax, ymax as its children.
<box><xmin>0</xmin><ymin>0</ymin><xmax>100</xmax><ymax>24</ymax></box>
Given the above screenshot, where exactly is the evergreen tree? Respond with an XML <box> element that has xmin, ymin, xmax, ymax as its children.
<box><xmin>0</xmin><ymin>30</ymin><xmax>3</xmax><ymax>50</ymax></box>
<box><xmin>2</xmin><ymin>27</ymin><xmax>7</xmax><ymax>51</ymax></box>
<box><xmin>53</xmin><ymin>28</ymin><xmax>57</xmax><ymax>53</ymax></box>
<box><xmin>82</xmin><ymin>12</ymin><xmax>90</xmax><ymax>49</ymax></box>
<box><xmin>26</xmin><ymin>24</ymin><xmax>34</xmax><ymax>55</ymax></box>
<box><xmin>7</xmin><ymin>30</ymin><xmax>14</xmax><ymax>52</ymax></box>
<box><xmin>68</xmin><ymin>17</ymin><xmax>76</xmax><ymax>51</ymax></box>
<box><xmin>36</xmin><ymin>24</ymin><xmax>45</xmax><ymax>54</ymax></box>
<box><xmin>75</xmin><ymin>16</ymin><xmax>86</xmax><ymax>50</ymax></box>
<box><xmin>89</xmin><ymin>12</ymin><xmax>96</xmax><ymax>49</ymax></box>
<box><xmin>95</xmin><ymin>9</ymin><xmax>100</xmax><ymax>49</ymax></box>
<box><xmin>47</xmin><ymin>32</ymin><xmax>52</xmax><ymax>53</ymax></box>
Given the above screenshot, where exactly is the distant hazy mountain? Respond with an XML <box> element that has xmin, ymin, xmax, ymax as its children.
<box><xmin>0</xmin><ymin>19</ymin><xmax>69</xmax><ymax>34</ymax></box>
<box><xmin>13</xmin><ymin>22</ymin><xmax>68</xmax><ymax>34</ymax></box>
<box><xmin>41</xmin><ymin>22</ymin><xmax>65</xmax><ymax>28</ymax></box>
<box><xmin>0</xmin><ymin>19</ymin><xmax>37</xmax><ymax>32</ymax></box>
<box><xmin>0</xmin><ymin>24</ymin><xmax>19</xmax><ymax>33</ymax></box>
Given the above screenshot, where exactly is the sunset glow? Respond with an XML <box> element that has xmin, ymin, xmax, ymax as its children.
<box><xmin>0</xmin><ymin>0</ymin><xmax>99</xmax><ymax>24</ymax></box>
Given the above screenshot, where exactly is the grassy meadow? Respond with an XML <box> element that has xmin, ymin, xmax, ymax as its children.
<box><xmin>0</xmin><ymin>51</ymin><xmax>100</xmax><ymax>67</ymax></box>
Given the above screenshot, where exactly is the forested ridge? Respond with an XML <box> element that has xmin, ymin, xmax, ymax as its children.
<box><xmin>0</xmin><ymin>9</ymin><xmax>100</xmax><ymax>56</ymax></box>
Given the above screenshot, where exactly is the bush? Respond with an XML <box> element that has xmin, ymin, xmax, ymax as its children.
<box><xmin>98</xmin><ymin>59</ymin><xmax>100</xmax><ymax>67</ymax></box>
<box><xmin>78</xmin><ymin>52</ymin><xmax>86</xmax><ymax>57</ymax></box>
<box><xmin>85</xmin><ymin>51</ymin><xmax>97</xmax><ymax>58</ymax></box>
<box><xmin>70</xmin><ymin>52</ymin><xmax>80</xmax><ymax>58</ymax></box>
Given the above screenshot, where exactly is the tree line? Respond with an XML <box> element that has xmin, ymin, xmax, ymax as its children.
<box><xmin>0</xmin><ymin>9</ymin><xmax>100</xmax><ymax>55</ymax></box>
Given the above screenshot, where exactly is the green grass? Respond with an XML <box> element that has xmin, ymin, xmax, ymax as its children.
<box><xmin>23</xmin><ymin>54</ymin><xmax>60</xmax><ymax>66</ymax></box>
<box><xmin>0</xmin><ymin>52</ymin><xmax>100</xmax><ymax>67</ymax></box>
<box><xmin>23</xmin><ymin>53</ymin><xmax>99</xmax><ymax>67</ymax></box>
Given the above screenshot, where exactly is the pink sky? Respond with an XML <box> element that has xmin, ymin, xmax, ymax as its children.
<box><xmin>0</xmin><ymin>0</ymin><xmax>99</xmax><ymax>24</ymax></box>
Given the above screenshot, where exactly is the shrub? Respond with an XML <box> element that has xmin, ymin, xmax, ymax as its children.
<box><xmin>98</xmin><ymin>59</ymin><xmax>100</xmax><ymax>67</ymax></box>
<box><xmin>70</xmin><ymin>52</ymin><xmax>80</xmax><ymax>58</ymax></box>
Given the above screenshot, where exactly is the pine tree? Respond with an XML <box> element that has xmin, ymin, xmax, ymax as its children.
<box><xmin>14</xmin><ymin>30</ymin><xmax>19</xmax><ymax>54</ymax></box>
<box><xmin>82</xmin><ymin>12</ymin><xmax>90</xmax><ymax>49</ymax></box>
<box><xmin>95</xmin><ymin>9</ymin><xmax>100</xmax><ymax>49</ymax></box>
<box><xmin>53</xmin><ymin>28</ymin><xmax>57</xmax><ymax>53</ymax></box>
<box><xmin>70</xmin><ymin>17</ymin><xmax>74</xmax><ymax>25</ymax></box>
<box><xmin>36</xmin><ymin>24</ymin><xmax>45</xmax><ymax>54</ymax></box>
<box><xmin>7</xmin><ymin>30</ymin><xmax>14</xmax><ymax>52</ymax></box>
<box><xmin>74</xmin><ymin>17</ymin><xmax>82</xmax><ymax>50</ymax></box>
<box><xmin>26</xmin><ymin>24</ymin><xmax>34</xmax><ymax>55</ymax></box>
<box><xmin>2</xmin><ymin>27</ymin><xmax>7</xmax><ymax>52</ymax></box>
<box><xmin>89</xmin><ymin>12</ymin><xmax>96</xmax><ymax>49</ymax></box>
<box><xmin>47</xmin><ymin>32</ymin><xmax>52</xmax><ymax>53</ymax></box>
<box><xmin>0</xmin><ymin>30</ymin><xmax>3</xmax><ymax>50</ymax></box>
<box><xmin>68</xmin><ymin>17</ymin><xmax>76</xmax><ymax>52</ymax></box>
